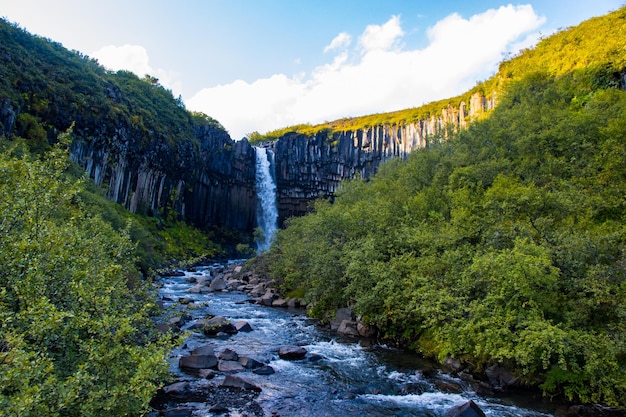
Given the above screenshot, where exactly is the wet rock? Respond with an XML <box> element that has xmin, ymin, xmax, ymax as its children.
<box><xmin>484</xmin><ymin>363</ymin><xmax>519</xmax><ymax>390</ymax></box>
<box><xmin>252</xmin><ymin>365</ymin><xmax>275</xmax><ymax>375</ymax></box>
<box><xmin>168</xmin><ymin>314</ymin><xmax>191</xmax><ymax>328</ymax></box>
<box><xmin>210</xmin><ymin>275</ymin><xmax>228</xmax><ymax>291</ymax></box>
<box><xmin>260</xmin><ymin>290</ymin><xmax>278</xmax><ymax>306</ymax></box>
<box><xmin>218</xmin><ymin>348</ymin><xmax>239</xmax><ymax>361</ymax></box>
<box><xmin>191</xmin><ymin>344</ymin><xmax>215</xmax><ymax>356</ymax></box>
<box><xmin>331</xmin><ymin>307</ymin><xmax>353</xmax><ymax>331</ymax></box>
<box><xmin>179</xmin><ymin>354</ymin><xmax>218</xmax><ymax>370</ymax></box>
<box><xmin>357</xmin><ymin>321</ymin><xmax>377</xmax><ymax>338</ymax></box>
<box><xmin>162</xmin><ymin>381</ymin><xmax>190</xmax><ymax>395</ymax></box>
<box><xmin>433</xmin><ymin>379</ymin><xmax>464</xmax><ymax>394</ymax></box>
<box><xmin>178</xmin><ymin>297</ymin><xmax>194</xmax><ymax>305</ymax></box>
<box><xmin>287</xmin><ymin>298</ymin><xmax>299</xmax><ymax>308</ymax></box>
<box><xmin>272</xmin><ymin>298</ymin><xmax>288</xmax><ymax>307</ymax></box>
<box><xmin>221</xmin><ymin>375</ymin><xmax>262</xmax><ymax>392</ymax></box>
<box><xmin>218</xmin><ymin>360</ymin><xmax>245</xmax><ymax>373</ymax></box>
<box><xmin>249</xmin><ymin>283</ymin><xmax>265</xmax><ymax>297</ymax></box>
<box><xmin>209</xmin><ymin>403</ymin><xmax>229</xmax><ymax>414</ymax></box>
<box><xmin>444</xmin><ymin>400</ymin><xmax>486</xmax><ymax>417</ymax></box>
<box><xmin>202</xmin><ymin>316</ymin><xmax>238</xmax><ymax>336</ymax></box>
<box><xmin>198</xmin><ymin>369</ymin><xmax>218</xmax><ymax>379</ymax></box>
<box><xmin>278</xmin><ymin>345</ymin><xmax>307</xmax><ymax>360</ymax></box>
<box><xmin>234</xmin><ymin>320</ymin><xmax>253</xmax><ymax>332</ymax></box>
<box><xmin>337</xmin><ymin>320</ymin><xmax>360</xmax><ymax>337</ymax></box>
<box><xmin>238</xmin><ymin>356</ymin><xmax>263</xmax><ymax>369</ymax></box>
<box><xmin>187</xmin><ymin>284</ymin><xmax>210</xmax><ymax>294</ymax></box>
<box><xmin>187</xmin><ymin>319</ymin><xmax>207</xmax><ymax>330</ymax></box>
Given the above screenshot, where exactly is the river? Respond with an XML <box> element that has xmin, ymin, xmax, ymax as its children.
<box><xmin>155</xmin><ymin>262</ymin><xmax>559</xmax><ymax>417</ymax></box>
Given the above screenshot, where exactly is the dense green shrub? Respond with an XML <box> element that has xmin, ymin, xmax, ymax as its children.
<box><xmin>0</xmin><ymin>139</ymin><xmax>173</xmax><ymax>416</ymax></box>
<box><xmin>264</xmin><ymin>72</ymin><xmax>626</xmax><ymax>405</ymax></box>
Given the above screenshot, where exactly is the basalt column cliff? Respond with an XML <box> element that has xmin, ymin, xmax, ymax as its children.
<box><xmin>269</xmin><ymin>92</ymin><xmax>495</xmax><ymax>225</ymax></box>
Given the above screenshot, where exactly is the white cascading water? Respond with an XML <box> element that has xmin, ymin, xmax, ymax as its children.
<box><xmin>254</xmin><ymin>147</ymin><xmax>278</xmax><ymax>252</ymax></box>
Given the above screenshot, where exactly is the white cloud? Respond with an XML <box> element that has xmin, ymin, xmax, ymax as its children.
<box><xmin>324</xmin><ymin>32</ymin><xmax>351</xmax><ymax>53</ymax></box>
<box><xmin>358</xmin><ymin>15</ymin><xmax>404</xmax><ymax>52</ymax></box>
<box><xmin>92</xmin><ymin>44</ymin><xmax>183</xmax><ymax>97</ymax></box>
<box><xmin>187</xmin><ymin>5</ymin><xmax>545</xmax><ymax>140</ymax></box>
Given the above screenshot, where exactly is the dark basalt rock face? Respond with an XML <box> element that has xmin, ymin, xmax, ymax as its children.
<box><xmin>70</xmin><ymin>122</ymin><xmax>257</xmax><ymax>231</ymax></box>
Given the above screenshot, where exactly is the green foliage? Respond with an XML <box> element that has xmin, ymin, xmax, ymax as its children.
<box><xmin>264</xmin><ymin>66</ymin><xmax>626</xmax><ymax>405</ymax></box>
<box><xmin>0</xmin><ymin>140</ymin><xmax>174</xmax><ymax>416</ymax></box>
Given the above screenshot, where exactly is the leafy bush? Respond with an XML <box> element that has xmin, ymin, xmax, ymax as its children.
<box><xmin>0</xmin><ymin>139</ymin><xmax>174</xmax><ymax>416</ymax></box>
<box><xmin>264</xmin><ymin>71</ymin><xmax>626</xmax><ymax>405</ymax></box>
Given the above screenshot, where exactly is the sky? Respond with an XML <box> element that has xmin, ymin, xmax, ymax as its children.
<box><xmin>0</xmin><ymin>1</ymin><xmax>622</xmax><ymax>139</ymax></box>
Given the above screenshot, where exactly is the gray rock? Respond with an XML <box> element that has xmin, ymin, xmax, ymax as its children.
<box><xmin>187</xmin><ymin>319</ymin><xmax>207</xmax><ymax>330</ymax></box>
<box><xmin>252</xmin><ymin>365</ymin><xmax>275</xmax><ymax>375</ymax></box>
<box><xmin>198</xmin><ymin>369</ymin><xmax>218</xmax><ymax>379</ymax></box>
<box><xmin>162</xmin><ymin>381</ymin><xmax>190</xmax><ymax>395</ymax></box>
<box><xmin>485</xmin><ymin>363</ymin><xmax>519</xmax><ymax>390</ymax></box>
<box><xmin>278</xmin><ymin>345</ymin><xmax>307</xmax><ymax>360</ymax></box>
<box><xmin>179</xmin><ymin>354</ymin><xmax>218</xmax><ymax>369</ymax></box>
<box><xmin>209</xmin><ymin>275</ymin><xmax>228</xmax><ymax>291</ymax></box>
<box><xmin>218</xmin><ymin>348</ymin><xmax>239</xmax><ymax>361</ymax></box>
<box><xmin>218</xmin><ymin>360</ymin><xmax>245</xmax><ymax>373</ymax></box>
<box><xmin>444</xmin><ymin>400</ymin><xmax>486</xmax><ymax>417</ymax></box>
<box><xmin>272</xmin><ymin>298</ymin><xmax>288</xmax><ymax>307</ymax></box>
<box><xmin>233</xmin><ymin>320</ymin><xmax>253</xmax><ymax>332</ymax></box>
<box><xmin>191</xmin><ymin>345</ymin><xmax>215</xmax><ymax>356</ymax></box>
<box><xmin>337</xmin><ymin>320</ymin><xmax>360</xmax><ymax>337</ymax></box>
<box><xmin>221</xmin><ymin>375</ymin><xmax>262</xmax><ymax>392</ymax></box>
<box><xmin>238</xmin><ymin>356</ymin><xmax>263</xmax><ymax>369</ymax></box>
<box><xmin>357</xmin><ymin>321</ymin><xmax>377</xmax><ymax>338</ymax></box>
<box><xmin>203</xmin><ymin>316</ymin><xmax>238</xmax><ymax>336</ymax></box>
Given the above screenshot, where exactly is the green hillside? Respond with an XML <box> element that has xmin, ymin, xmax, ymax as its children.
<box><xmin>260</xmin><ymin>7</ymin><xmax>626</xmax><ymax>406</ymax></box>
<box><xmin>0</xmin><ymin>20</ymin><xmax>227</xmax><ymax>416</ymax></box>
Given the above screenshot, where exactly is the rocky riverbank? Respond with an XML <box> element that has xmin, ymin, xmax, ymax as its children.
<box><xmin>150</xmin><ymin>262</ymin><xmax>624</xmax><ymax>417</ymax></box>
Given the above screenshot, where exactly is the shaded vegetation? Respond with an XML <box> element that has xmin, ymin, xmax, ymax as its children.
<box><xmin>0</xmin><ymin>18</ymin><xmax>232</xmax><ymax>416</ymax></box>
<box><xmin>261</xmin><ymin>8</ymin><xmax>626</xmax><ymax>407</ymax></box>
<box><xmin>0</xmin><ymin>136</ymin><xmax>176</xmax><ymax>416</ymax></box>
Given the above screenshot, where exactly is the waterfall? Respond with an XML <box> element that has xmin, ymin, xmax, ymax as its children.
<box><xmin>255</xmin><ymin>147</ymin><xmax>278</xmax><ymax>252</ymax></box>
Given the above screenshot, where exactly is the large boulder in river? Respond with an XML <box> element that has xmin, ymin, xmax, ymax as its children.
<box><xmin>218</xmin><ymin>360</ymin><xmax>245</xmax><ymax>374</ymax></box>
<box><xmin>252</xmin><ymin>365</ymin><xmax>275</xmax><ymax>375</ymax></box>
<box><xmin>179</xmin><ymin>354</ymin><xmax>218</xmax><ymax>370</ymax></box>
<box><xmin>221</xmin><ymin>375</ymin><xmax>262</xmax><ymax>392</ymax></box>
<box><xmin>444</xmin><ymin>400</ymin><xmax>486</xmax><ymax>417</ymax></box>
<box><xmin>278</xmin><ymin>346</ymin><xmax>307</xmax><ymax>360</ymax></box>
<box><xmin>209</xmin><ymin>275</ymin><xmax>228</xmax><ymax>291</ymax></box>
<box><xmin>238</xmin><ymin>356</ymin><xmax>263</xmax><ymax>369</ymax></box>
<box><xmin>218</xmin><ymin>348</ymin><xmax>239</xmax><ymax>361</ymax></box>
<box><xmin>202</xmin><ymin>316</ymin><xmax>238</xmax><ymax>336</ymax></box>
<box><xmin>191</xmin><ymin>345</ymin><xmax>215</xmax><ymax>356</ymax></box>
<box><xmin>234</xmin><ymin>320</ymin><xmax>253</xmax><ymax>332</ymax></box>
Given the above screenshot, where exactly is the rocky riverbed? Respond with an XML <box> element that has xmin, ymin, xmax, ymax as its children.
<box><xmin>149</xmin><ymin>262</ymin><xmax>619</xmax><ymax>417</ymax></box>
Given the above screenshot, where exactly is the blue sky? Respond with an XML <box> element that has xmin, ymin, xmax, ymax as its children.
<box><xmin>0</xmin><ymin>1</ymin><xmax>622</xmax><ymax>139</ymax></box>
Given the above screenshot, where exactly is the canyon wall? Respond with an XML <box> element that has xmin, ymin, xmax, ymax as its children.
<box><xmin>269</xmin><ymin>92</ymin><xmax>496</xmax><ymax>225</ymax></box>
<box><xmin>69</xmin><ymin>121</ymin><xmax>257</xmax><ymax>231</ymax></box>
